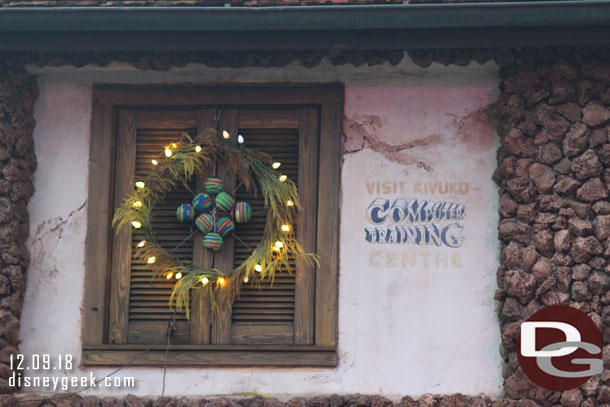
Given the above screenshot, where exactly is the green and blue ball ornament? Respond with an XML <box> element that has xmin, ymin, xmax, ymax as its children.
<box><xmin>176</xmin><ymin>203</ymin><xmax>195</xmax><ymax>223</ymax></box>
<box><xmin>233</xmin><ymin>202</ymin><xmax>252</xmax><ymax>223</ymax></box>
<box><xmin>204</xmin><ymin>177</ymin><xmax>224</xmax><ymax>195</ymax></box>
<box><xmin>192</xmin><ymin>193</ymin><xmax>213</xmax><ymax>213</ymax></box>
<box><xmin>215</xmin><ymin>191</ymin><xmax>235</xmax><ymax>211</ymax></box>
<box><xmin>216</xmin><ymin>217</ymin><xmax>235</xmax><ymax>237</ymax></box>
<box><xmin>203</xmin><ymin>232</ymin><xmax>223</xmax><ymax>251</ymax></box>
<box><xmin>195</xmin><ymin>213</ymin><xmax>214</xmax><ymax>234</ymax></box>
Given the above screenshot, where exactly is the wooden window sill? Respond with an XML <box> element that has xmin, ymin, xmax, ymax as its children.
<box><xmin>81</xmin><ymin>345</ymin><xmax>337</xmax><ymax>367</ymax></box>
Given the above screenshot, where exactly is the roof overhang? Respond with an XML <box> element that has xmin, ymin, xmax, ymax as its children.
<box><xmin>1</xmin><ymin>1</ymin><xmax>610</xmax><ymax>52</ymax></box>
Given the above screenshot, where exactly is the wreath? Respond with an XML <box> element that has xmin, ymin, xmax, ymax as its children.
<box><xmin>113</xmin><ymin>129</ymin><xmax>316</xmax><ymax>317</ymax></box>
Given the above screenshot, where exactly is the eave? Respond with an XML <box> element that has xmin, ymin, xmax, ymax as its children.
<box><xmin>1</xmin><ymin>2</ymin><xmax>610</xmax><ymax>52</ymax></box>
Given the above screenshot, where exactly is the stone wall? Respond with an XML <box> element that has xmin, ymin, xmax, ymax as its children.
<box><xmin>1</xmin><ymin>48</ymin><xmax>610</xmax><ymax>405</ymax></box>
<box><xmin>494</xmin><ymin>52</ymin><xmax>610</xmax><ymax>407</ymax></box>
<box><xmin>0</xmin><ymin>65</ymin><xmax>38</xmax><ymax>394</ymax></box>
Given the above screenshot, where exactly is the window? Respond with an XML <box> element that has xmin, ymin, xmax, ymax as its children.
<box><xmin>82</xmin><ymin>85</ymin><xmax>342</xmax><ymax>366</ymax></box>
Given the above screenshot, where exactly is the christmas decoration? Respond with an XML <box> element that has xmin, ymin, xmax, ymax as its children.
<box><xmin>112</xmin><ymin>130</ymin><xmax>317</xmax><ymax>317</ymax></box>
<box><xmin>216</xmin><ymin>217</ymin><xmax>235</xmax><ymax>237</ymax></box>
<box><xmin>195</xmin><ymin>213</ymin><xmax>214</xmax><ymax>234</ymax></box>
<box><xmin>204</xmin><ymin>176</ymin><xmax>223</xmax><ymax>195</ymax></box>
<box><xmin>215</xmin><ymin>191</ymin><xmax>235</xmax><ymax>211</ymax></box>
<box><xmin>233</xmin><ymin>202</ymin><xmax>252</xmax><ymax>223</ymax></box>
<box><xmin>176</xmin><ymin>203</ymin><xmax>195</xmax><ymax>223</ymax></box>
<box><xmin>192</xmin><ymin>192</ymin><xmax>213</xmax><ymax>213</ymax></box>
<box><xmin>203</xmin><ymin>232</ymin><xmax>223</xmax><ymax>251</ymax></box>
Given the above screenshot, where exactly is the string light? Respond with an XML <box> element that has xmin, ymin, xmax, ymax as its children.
<box><xmin>175</xmin><ymin>272</ymin><xmax>183</xmax><ymax>280</ymax></box>
<box><xmin>132</xmin><ymin>221</ymin><xmax>142</xmax><ymax>229</ymax></box>
<box><xmin>151</xmin><ymin>159</ymin><xmax>158</xmax><ymax>166</ymax></box>
<box><xmin>165</xmin><ymin>148</ymin><xmax>172</xmax><ymax>157</ymax></box>
<box><xmin>132</xmin><ymin>201</ymin><xmax>143</xmax><ymax>208</ymax></box>
<box><xmin>275</xmin><ymin>241</ymin><xmax>284</xmax><ymax>248</ymax></box>
<box><xmin>137</xmin><ymin>240</ymin><xmax>146</xmax><ymax>248</ymax></box>
<box><xmin>286</xmin><ymin>200</ymin><xmax>294</xmax><ymax>207</ymax></box>
<box><xmin>272</xmin><ymin>162</ymin><xmax>281</xmax><ymax>169</ymax></box>
<box><xmin>135</xmin><ymin>181</ymin><xmax>145</xmax><ymax>189</ymax></box>
<box><xmin>147</xmin><ymin>256</ymin><xmax>156</xmax><ymax>264</ymax></box>
<box><xmin>279</xmin><ymin>175</ymin><xmax>287</xmax><ymax>182</ymax></box>
<box><xmin>201</xmin><ymin>277</ymin><xmax>209</xmax><ymax>286</ymax></box>
<box><xmin>243</xmin><ymin>276</ymin><xmax>249</xmax><ymax>283</ymax></box>
<box><xmin>218</xmin><ymin>277</ymin><xmax>226</xmax><ymax>287</ymax></box>
<box><xmin>171</xmin><ymin>143</ymin><xmax>178</xmax><ymax>149</ymax></box>
<box><xmin>238</xmin><ymin>135</ymin><xmax>245</xmax><ymax>144</ymax></box>
<box><xmin>195</xmin><ymin>145</ymin><xmax>202</xmax><ymax>153</ymax></box>
<box><xmin>254</xmin><ymin>264</ymin><xmax>262</xmax><ymax>272</ymax></box>
<box><xmin>222</xmin><ymin>130</ymin><xmax>230</xmax><ymax>140</ymax></box>
<box><xmin>281</xmin><ymin>224</ymin><xmax>290</xmax><ymax>232</ymax></box>
<box><xmin>166</xmin><ymin>272</ymin><xmax>174</xmax><ymax>280</ymax></box>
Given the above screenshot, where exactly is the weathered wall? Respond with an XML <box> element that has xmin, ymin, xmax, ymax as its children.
<box><xmin>16</xmin><ymin>59</ymin><xmax>502</xmax><ymax>399</ymax></box>
<box><xmin>0</xmin><ymin>65</ymin><xmax>38</xmax><ymax>393</ymax></box>
<box><xmin>0</xmin><ymin>47</ymin><xmax>608</xmax><ymax>407</ymax></box>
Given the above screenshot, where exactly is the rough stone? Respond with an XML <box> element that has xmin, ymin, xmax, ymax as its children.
<box><xmin>593</xmin><ymin>201</ymin><xmax>610</xmax><ymax>215</ymax></box>
<box><xmin>594</xmin><ymin>215</ymin><xmax>610</xmax><ymax>239</ymax></box>
<box><xmin>560</xmin><ymin>389</ymin><xmax>583</xmax><ymax>407</ymax></box>
<box><xmin>571</xmin><ymin>149</ymin><xmax>603</xmax><ymax>179</ymax></box>
<box><xmin>572</xmin><ymin>264</ymin><xmax>592</xmax><ymax>280</ymax></box>
<box><xmin>504</xmin><ymin>270</ymin><xmax>536</xmax><ymax>303</ymax></box>
<box><xmin>572</xmin><ymin>281</ymin><xmax>592</xmax><ymax>301</ymax></box>
<box><xmin>568</xmin><ymin>217</ymin><xmax>593</xmax><ymax>236</ymax></box>
<box><xmin>583</xmin><ymin>101</ymin><xmax>610</xmax><ymax>127</ymax></box>
<box><xmin>528</xmin><ymin>163</ymin><xmax>556</xmax><ymax>193</ymax></box>
<box><xmin>563</xmin><ymin>122</ymin><xmax>590</xmax><ymax>157</ymax></box>
<box><xmin>553</xmin><ymin>177</ymin><xmax>581</xmax><ymax>195</ymax></box>
<box><xmin>572</xmin><ymin>236</ymin><xmax>604</xmax><ymax>262</ymax></box>
<box><xmin>576</xmin><ymin>178</ymin><xmax>608</xmax><ymax>202</ymax></box>
<box><xmin>589</xmin><ymin>271</ymin><xmax>610</xmax><ymax>295</ymax></box>
<box><xmin>534</xmin><ymin>230</ymin><xmax>554</xmax><ymax>256</ymax></box>
<box><xmin>538</xmin><ymin>143</ymin><xmax>563</xmax><ymax>164</ymax></box>
<box><xmin>554</xmin><ymin>230</ymin><xmax>571</xmax><ymax>252</ymax></box>
<box><xmin>532</xmin><ymin>257</ymin><xmax>553</xmax><ymax>280</ymax></box>
<box><xmin>502</xmin><ymin>242</ymin><xmax>522</xmax><ymax>268</ymax></box>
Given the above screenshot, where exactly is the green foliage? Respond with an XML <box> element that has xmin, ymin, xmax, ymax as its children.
<box><xmin>113</xmin><ymin>129</ymin><xmax>317</xmax><ymax>317</ymax></box>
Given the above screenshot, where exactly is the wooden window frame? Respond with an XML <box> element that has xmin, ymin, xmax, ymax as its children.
<box><xmin>82</xmin><ymin>85</ymin><xmax>343</xmax><ymax>367</ymax></box>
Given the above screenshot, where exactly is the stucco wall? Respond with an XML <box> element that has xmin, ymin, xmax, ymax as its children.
<box><xmin>19</xmin><ymin>59</ymin><xmax>501</xmax><ymax>398</ymax></box>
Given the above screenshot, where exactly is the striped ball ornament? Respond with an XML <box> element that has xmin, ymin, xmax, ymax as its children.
<box><xmin>192</xmin><ymin>193</ymin><xmax>213</xmax><ymax>213</ymax></box>
<box><xmin>233</xmin><ymin>202</ymin><xmax>252</xmax><ymax>223</ymax></box>
<box><xmin>195</xmin><ymin>213</ymin><xmax>214</xmax><ymax>234</ymax></box>
<box><xmin>215</xmin><ymin>191</ymin><xmax>235</xmax><ymax>211</ymax></box>
<box><xmin>216</xmin><ymin>217</ymin><xmax>235</xmax><ymax>237</ymax></box>
<box><xmin>204</xmin><ymin>177</ymin><xmax>224</xmax><ymax>195</ymax></box>
<box><xmin>203</xmin><ymin>232</ymin><xmax>223</xmax><ymax>251</ymax></box>
<box><xmin>176</xmin><ymin>203</ymin><xmax>195</xmax><ymax>223</ymax></box>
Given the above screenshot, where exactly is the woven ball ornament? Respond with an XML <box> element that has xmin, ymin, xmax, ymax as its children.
<box><xmin>216</xmin><ymin>217</ymin><xmax>235</xmax><ymax>237</ymax></box>
<box><xmin>215</xmin><ymin>191</ymin><xmax>235</xmax><ymax>211</ymax></box>
<box><xmin>192</xmin><ymin>193</ymin><xmax>213</xmax><ymax>213</ymax></box>
<box><xmin>195</xmin><ymin>213</ymin><xmax>215</xmax><ymax>234</ymax></box>
<box><xmin>233</xmin><ymin>202</ymin><xmax>252</xmax><ymax>223</ymax></box>
<box><xmin>176</xmin><ymin>203</ymin><xmax>195</xmax><ymax>223</ymax></box>
<box><xmin>204</xmin><ymin>177</ymin><xmax>224</xmax><ymax>195</ymax></box>
<box><xmin>203</xmin><ymin>232</ymin><xmax>223</xmax><ymax>251</ymax></box>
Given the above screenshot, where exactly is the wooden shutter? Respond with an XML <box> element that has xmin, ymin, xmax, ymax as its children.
<box><xmin>108</xmin><ymin>110</ymin><xmax>198</xmax><ymax>345</ymax></box>
<box><xmin>209</xmin><ymin>109</ymin><xmax>320</xmax><ymax>346</ymax></box>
